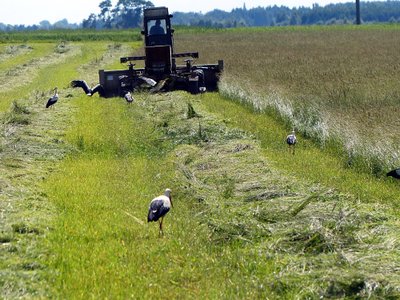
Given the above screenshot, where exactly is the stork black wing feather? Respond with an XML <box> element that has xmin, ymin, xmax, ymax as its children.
<box><xmin>90</xmin><ymin>84</ymin><xmax>104</xmax><ymax>96</ymax></box>
<box><xmin>147</xmin><ymin>200</ymin><xmax>170</xmax><ymax>222</ymax></box>
<box><xmin>71</xmin><ymin>80</ymin><xmax>91</xmax><ymax>95</ymax></box>
<box><xmin>387</xmin><ymin>168</ymin><xmax>400</xmax><ymax>179</ymax></box>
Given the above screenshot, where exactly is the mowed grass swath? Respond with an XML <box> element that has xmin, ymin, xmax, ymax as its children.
<box><xmin>0</xmin><ymin>40</ymin><xmax>139</xmax><ymax>298</ymax></box>
<box><xmin>174</xmin><ymin>25</ymin><xmax>400</xmax><ymax>175</ymax></box>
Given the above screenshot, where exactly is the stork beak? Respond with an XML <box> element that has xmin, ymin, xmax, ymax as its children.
<box><xmin>170</xmin><ymin>195</ymin><xmax>173</xmax><ymax>208</ymax></box>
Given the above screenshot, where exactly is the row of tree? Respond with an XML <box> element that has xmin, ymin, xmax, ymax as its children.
<box><xmin>82</xmin><ymin>0</ymin><xmax>154</xmax><ymax>29</ymax></box>
<box><xmin>172</xmin><ymin>1</ymin><xmax>400</xmax><ymax>28</ymax></box>
<box><xmin>1</xmin><ymin>1</ymin><xmax>400</xmax><ymax>31</ymax></box>
<box><xmin>0</xmin><ymin>19</ymin><xmax>79</xmax><ymax>31</ymax></box>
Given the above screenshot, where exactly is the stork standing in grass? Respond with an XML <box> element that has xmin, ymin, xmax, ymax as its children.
<box><xmin>286</xmin><ymin>129</ymin><xmax>297</xmax><ymax>155</ymax></box>
<box><xmin>124</xmin><ymin>91</ymin><xmax>133</xmax><ymax>103</ymax></box>
<box><xmin>46</xmin><ymin>87</ymin><xmax>58</xmax><ymax>108</ymax></box>
<box><xmin>148</xmin><ymin>189</ymin><xmax>172</xmax><ymax>236</ymax></box>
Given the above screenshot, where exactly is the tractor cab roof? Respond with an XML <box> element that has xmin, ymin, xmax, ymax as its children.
<box><xmin>143</xmin><ymin>6</ymin><xmax>170</xmax><ymax>19</ymax></box>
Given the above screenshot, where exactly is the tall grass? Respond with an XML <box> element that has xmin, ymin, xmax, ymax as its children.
<box><xmin>174</xmin><ymin>26</ymin><xmax>400</xmax><ymax>175</ymax></box>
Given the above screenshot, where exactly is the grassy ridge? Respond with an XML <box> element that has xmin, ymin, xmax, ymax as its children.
<box><xmin>0</xmin><ymin>29</ymin><xmax>142</xmax><ymax>43</ymax></box>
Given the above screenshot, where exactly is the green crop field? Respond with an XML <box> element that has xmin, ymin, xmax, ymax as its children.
<box><xmin>1</xmin><ymin>26</ymin><xmax>400</xmax><ymax>299</ymax></box>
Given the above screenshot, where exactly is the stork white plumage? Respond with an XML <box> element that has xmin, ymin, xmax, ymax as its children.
<box><xmin>286</xmin><ymin>129</ymin><xmax>297</xmax><ymax>155</ymax></box>
<box><xmin>46</xmin><ymin>87</ymin><xmax>58</xmax><ymax>108</ymax></box>
<box><xmin>147</xmin><ymin>188</ymin><xmax>173</xmax><ymax>236</ymax></box>
<box><xmin>124</xmin><ymin>91</ymin><xmax>133</xmax><ymax>103</ymax></box>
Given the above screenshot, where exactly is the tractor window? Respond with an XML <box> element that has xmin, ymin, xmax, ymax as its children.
<box><xmin>148</xmin><ymin>19</ymin><xmax>166</xmax><ymax>35</ymax></box>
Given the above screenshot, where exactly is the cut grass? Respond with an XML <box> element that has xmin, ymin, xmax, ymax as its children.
<box><xmin>0</xmin><ymin>41</ymin><xmax>137</xmax><ymax>298</ymax></box>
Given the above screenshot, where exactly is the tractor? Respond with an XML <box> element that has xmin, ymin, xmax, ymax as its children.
<box><xmin>71</xmin><ymin>6</ymin><xmax>224</xmax><ymax>98</ymax></box>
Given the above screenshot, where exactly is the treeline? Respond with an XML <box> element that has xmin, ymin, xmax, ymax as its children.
<box><xmin>173</xmin><ymin>1</ymin><xmax>400</xmax><ymax>27</ymax></box>
<box><xmin>1</xmin><ymin>0</ymin><xmax>400</xmax><ymax>32</ymax></box>
<box><xmin>0</xmin><ymin>19</ymin><xmax>80</xmax><ymax>32</ymax></box>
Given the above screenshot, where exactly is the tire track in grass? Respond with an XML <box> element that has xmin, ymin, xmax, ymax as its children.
<box><xmin>0</xmin><ymin>41</ymin><xmax>133</xmax><ymax>299</ymax></box>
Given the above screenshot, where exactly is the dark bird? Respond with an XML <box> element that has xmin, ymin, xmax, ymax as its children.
<box><xmin>71</xmin><ymin>80</ymin><xmax>103</xmax><ymax>96</ymax></box>
<box><xmin>46</xmin><ymin>87</ymin><xmax>58</xmax><ymax>108</ymax></box>
<box><xmin>387</xmin><ymin>168</ymin><xmax>400</xmax><ymax>179</ymax></box>
<box><xmin>124</xmin><ymin>91</ymin><xmax>133</xmax><ymax>103</ymax></box>
<box><xmin>286</xmin><ymin>129</ymin><xmax>297</xmax><ymax>155</ymax></box>
<box><xmin>148</xmin><ymin>188</ymin><xmax>172</xmax><ymax>236</ymax></box>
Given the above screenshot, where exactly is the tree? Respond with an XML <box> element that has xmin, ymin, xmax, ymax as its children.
<box><xmin>99</xmin><ymin>0</ymin><xmax>113</xmax><ymax>28</ymax></box>
<box><xmin>39</xmin><ymin>20</ymin><xmax>51</xmax><ymax>30</ymax></box>
<box><xmin>82</xmin><ymin>13</ymin><xmax>98</xmax><ymax>29</ymax></box>
<box><xmin>112</xmin><ymin>0</ymin><xmax>154</xmax><ymax>28</ymax></box>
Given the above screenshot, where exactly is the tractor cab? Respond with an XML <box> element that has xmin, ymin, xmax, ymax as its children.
<box><xmin>141</xmin><ymin>7</ymin><xmax>174</xmax><ymax>77</ymax></box>
<box><xmin>142</xmin><ymin>7</ymin><xmax>173</xmax><ymax>47</ymax></box>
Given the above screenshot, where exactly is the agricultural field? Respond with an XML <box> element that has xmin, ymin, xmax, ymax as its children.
<box><xmin>0</xmin><ymin>26</ymin><xmax>400</xmax><ymax>299</ymax></box>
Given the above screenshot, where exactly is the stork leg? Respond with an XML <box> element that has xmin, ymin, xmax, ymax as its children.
<box><xmin>159</xmin><ymin>217</ymin><xmax>164</xmax><ymax>236</ymax></box>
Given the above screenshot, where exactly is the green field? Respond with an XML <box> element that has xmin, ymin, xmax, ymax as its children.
<box><xmin>1</xmin><ymin>26</ymin><xmax>400</xmax><ymax>299</ymax></box>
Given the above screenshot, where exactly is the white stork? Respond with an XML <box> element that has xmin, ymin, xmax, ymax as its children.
<box><xmin>147</xmin><ymin>188</ymin><xmax>173</xmax><ymax>236</ymax></box>
<box><xmin>286</xmin><ymin>129</ymin><xmax>297</xmax><ymax>155</ymax></box>
<box><xmin>124</xmin><ymin>91</ymin><xmax>133</xmax><ymax>103</ymax></box>
<box><xmin>46</xmin><ymin>87</ymin><xmax>58</xmax><ymax>108</ymax></box>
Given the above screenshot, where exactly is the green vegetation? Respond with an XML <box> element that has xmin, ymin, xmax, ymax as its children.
<box><xmin>0</xmin><ymin>29</ymin><xmax>142</xmax><ymax>43</ymax></box>
<box><xmin>1</xmin><ymin>27</ymin><xmax>400</xmax><ymax>299</ymax></box>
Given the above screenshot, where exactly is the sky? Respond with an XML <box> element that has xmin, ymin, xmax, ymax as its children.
<box><xmin>1</xmin><ymin>0</ymin><xmax>364</xmax><ymax>25</ymax></box>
